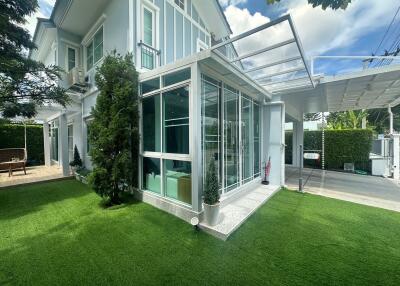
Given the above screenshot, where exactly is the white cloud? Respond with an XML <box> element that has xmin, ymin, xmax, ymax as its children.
<box><xmin>222</xmin><ymin>0</ymin><xmax>400</xmax><ymax>78</ymax></box>
<box><xmin>219</xmin><ymin>0</ymin><xmax>247</xmax><ymax>8</ymax></box>
<box><xmin>225</xmin><ymin>0</ymin><xmax>400</xmax><ymax>56</ymax></box>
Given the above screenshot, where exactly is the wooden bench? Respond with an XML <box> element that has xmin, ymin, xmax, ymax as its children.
<box><xmin>0</xmin><ymin>148</ymin><xmax>27</xmax><ymax>177</ymax></box>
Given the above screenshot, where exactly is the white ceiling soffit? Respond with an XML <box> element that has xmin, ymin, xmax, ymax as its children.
<box><xmin>210</xmin><ymin>14</ymin><xmax>314</xmax><ymax>95</ymax></box>
<box><xmin>194</xmin><ymin>0</ymin><xmax>232</xmax><ymax>40</ymax></box>
<box><xmin>322</xmin><ymin>65</ymin><xmax>400</xmax><ymax>111</ymax></box>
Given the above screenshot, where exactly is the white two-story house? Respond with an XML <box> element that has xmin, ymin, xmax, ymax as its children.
<box><xmin>31</xmin><ymin>0</ymin><xmax>400</xmax><ymax>236</ymax></box>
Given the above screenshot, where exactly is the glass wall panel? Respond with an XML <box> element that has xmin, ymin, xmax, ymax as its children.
<box><xmin>141</xmin><ymin>77</ymin><xmax>160</xmax><ymax>94</ymax></box>
<box><xmin>50</xmin><ymin>121</ymin><xmax>58</xmax><ymax>161</ymax></box>
<box><xmin>68</xmin><ymin>125</ymin><xmax>73</xmax><ymax>162</ymax></box>
<box><xmin>201</xmin><ymin>76</ymin><xmax>221</xmax><ymax>191</ymax></box>
<box><xmin>163</xmin><ymin>86</ymin><xmax>189</xmax><ymax>154</ymax></box>
<box><xmin>253</xmin><ymin>103</ymin><xmax>260</xmax><ymax>177</ymax></box>
<box><xmin>241</xmin><ymin>95</ymin><xmax>253</xmax><ymax>183</ymax></box>
<box><xmin>224</xmin><ymin>85</ymin><xmax>239</xmax><ymax>192</ymax></box>
<box><xmin>163</xmin><ymin>68</ymin><xmax>190</xmax><ymax>87</ymax></box>
<box><xmin>164</xmin><ymin>160</ymin><xmax>191</xmax><ymax>204</ymax></box>
<box><xmin>143</xmin><ymin>95</ymin><xmax>161</xmax><ymax>152</ymax></box>
<box><xmin>142</xmin><ymin>157</ymin><xmax>161</xmax><ymax>194</ymax></box>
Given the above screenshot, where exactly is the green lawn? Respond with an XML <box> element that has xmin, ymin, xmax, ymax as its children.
<box><xmin>1</xmin><ymin>180</ymin><xmax>400</xmax><ymax>285</ymax></box>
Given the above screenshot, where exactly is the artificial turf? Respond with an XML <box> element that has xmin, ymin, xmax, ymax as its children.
<box><xmin>0</xmin><ymin>179</ymin><xmax>400</xmax><ymax>285</ymax></box>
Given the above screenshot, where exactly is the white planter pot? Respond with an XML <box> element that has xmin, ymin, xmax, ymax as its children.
<box><xmin>203</xmin><ymin>202</ymin><xmax>220</xmax><ymax>226</ymax></box>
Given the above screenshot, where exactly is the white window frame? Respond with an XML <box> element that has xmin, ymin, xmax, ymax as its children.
<box><xmin>196</xmin><ymin>39</ymin><xmax>208</xmax><ymax>52</ymax></box>
<box><xmin>142</xmin><ymin>6</ymin><xmax>155</xmax><ymax>47</ymax></box>
<box><xmin>65</xmin><ymin>46</ymin><xmax>77</xmax><ymax>72</ymax></box>
<box><xmin>67</xmin><ymin>124</ymin><xmax>74</xmax><ymax>162</ymax></box>
<box><xmin>84</xmin><ymin>25</ymin><xmax>104</xmax><ymax>72</ymax></box>
<box><xmin>174</xmin><ymin>0</ymin><xmax>185</xmax><ymax>11</ymax></box>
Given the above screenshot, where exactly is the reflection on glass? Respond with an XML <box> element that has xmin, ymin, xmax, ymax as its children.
<box><xmin>141</xmin><ymin>77</ymin><xmax>160</xmax><ymax>94</ymax></box>
<box><xmin>242</xmin><ymin>95</ymin><xmax>253</xmax><ymax>183</ymax></box>
<box><xmin>50</xmin><ymin>121</ymin><xmax>58</xmax><ymax>161</ymax></box>
<box><xmin>164</xmin><ymin>160</ymin><xmax>191</xmax><ymax>204</ymax></box>
<box><xmin>143</xmin><ymin>95</ymin><xmax>161</xmax><ymax>152</ymax></box>
<box><xmin>163</xmin><ymin>68</ymin><xmax>191</xmax><ymax>87</ymax></box>
<box><xmin>163</xmin><ymin>86</ymin><xmax>189</xmax><ymax>154</ymax></box>
<box><xmin>201</xmin><ymin>76</ymin><xmax>221</xmax><ymax>192</ymax></box>
<box><xmin>254</xmin><ymin>103</ymin><xmax>260</xmax><ymax>177</ymax></box>
<box><xmin>224</xmin><ymin>85</ymin><xmax>239</xmax><ymax>192</ymax></box>
<box><xmin>142</xmin><ymin>157</ymin><xmax>161</xmax><ymax>194</ymax></box>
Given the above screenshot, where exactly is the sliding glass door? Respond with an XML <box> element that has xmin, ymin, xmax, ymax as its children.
<box><xmin>224</xmin><ymin>85</ymin><xmax>240</xmax><ymax>192</ymax></box>
<box><xmin>241</xmin><ymin>95</ymin><xmax>253</xmax><ymax>184</ymax></box>
<box><xmin>201</xmin><ymin>75</ymin><xmax>261</xmax><ymax>195</ymax></box>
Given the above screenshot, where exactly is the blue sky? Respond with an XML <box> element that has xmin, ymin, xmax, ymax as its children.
<box><xmin>26</xmin><ymin>0</ymin><xmax>400</xmax><ymax>75</ymax></box>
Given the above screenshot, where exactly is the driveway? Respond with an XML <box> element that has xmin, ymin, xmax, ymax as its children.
<box><xmin>285</xmin><ymin>166</ymin><xmax>400</xmax><ymax>212</ymax></box>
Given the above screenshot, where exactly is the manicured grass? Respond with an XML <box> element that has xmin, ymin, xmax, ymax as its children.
<box><xmin>1</xmin><ymin>180</ymin><xmax>400</xmax><ymax>285</ymax></box>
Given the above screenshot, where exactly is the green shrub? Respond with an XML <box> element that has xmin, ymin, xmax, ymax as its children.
<box><xmin>285</xmin><ymin>129</ymin><xmax>373</xmax><ymax>171</ymax></box>
<box><xmin>203</xmin><ymin>158</ymin><xmax>220</xmax><ymax>205</ymax></box>
<box><xmin>0</xmin><ymin>123</ymin><xmax>44</xmax><ymax>165</ymax></box>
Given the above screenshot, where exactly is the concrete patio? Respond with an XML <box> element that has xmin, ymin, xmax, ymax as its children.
<box><xmin>0</xmin><ymin>165</ymin><xmax>66</xmax><ymax>188</ymax></box>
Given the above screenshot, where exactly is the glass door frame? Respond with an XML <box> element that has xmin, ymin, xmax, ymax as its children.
<box><xmin>201</xmin><ymin>74</ymin><xmax>262</xmax><ymax>197</ymax></box>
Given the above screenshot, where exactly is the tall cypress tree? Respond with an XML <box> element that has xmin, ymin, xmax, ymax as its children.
<box><xmin>0</xmin><ymin>0</ymin><xmax>69</xmax><ymax>118</ymax></box>
<box><xmin>88</xmin><ymin>52</ymin><xmax>139</xmax><ymax>205</ymax></box>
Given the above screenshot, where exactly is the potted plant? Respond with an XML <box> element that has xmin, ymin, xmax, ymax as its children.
<box><xmin>203</xmin><ymin>158</ymin><xmax>220</xmax><ymax>226</ymax></box>
<box><xmin>69</xmin><ymin>145</ymin><xmax>83</xmax><ymax>176</ymax></box>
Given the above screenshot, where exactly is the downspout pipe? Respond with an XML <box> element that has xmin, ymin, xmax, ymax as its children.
<box><xmin>389</xmin><ymin>106</ymin><xmax>394</xmax><ymax>135</ymax></box>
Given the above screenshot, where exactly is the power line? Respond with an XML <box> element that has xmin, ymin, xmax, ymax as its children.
<box><xmin>373</xmin><ymin>5</ymin><xmax>400</xmax><ymax>55</ymax></box>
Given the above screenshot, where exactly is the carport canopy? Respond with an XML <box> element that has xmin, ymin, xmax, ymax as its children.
<box><xmin>282</xmin><ymin>63</ymin><xmax>400</xmax><ymax>114</ymax></box>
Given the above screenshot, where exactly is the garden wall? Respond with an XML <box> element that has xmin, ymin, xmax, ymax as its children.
<box><xmin>0</xmin><ymin>124</ymin><xmax>44</xmax><ymax>165</ymax></box>
<box><xmin>285</xmin><ymin>129</ymin><xmax>373</xmax><ymax>172</ymax></box>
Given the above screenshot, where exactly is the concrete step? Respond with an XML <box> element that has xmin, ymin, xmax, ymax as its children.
<box><xmin>199</xmin><ymin>184</ymin><xmax>280</xmax><ymax>240</ymax></box>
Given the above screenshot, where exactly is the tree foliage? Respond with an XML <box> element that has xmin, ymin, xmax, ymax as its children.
<box><xmin>327</xmin><ymin>110</ymin><xmax>368</xmax><ymax>129</ymax></box>
<box><xmin>367</xmin><ymin>106</ymin><xmax>400</xmax><ymax>134</ymax></box>
<box><xmin>203</xmin><ymin>158</ymin><xmax>220</xmax><ymax>205</ymax></box>
<box><xmin>266</xmin><ymin>0</ymin><xmax>351</xmax><ymax>10</ymax></box>
<box><xmin>88</xmin><ymin>52</ymin><xmax>139</xmax><ymax>205</ymax></box>
<box><xmin>0</xmin><ymin>0</ymin><xmax>69</xmax><ymax>118</ymax></box>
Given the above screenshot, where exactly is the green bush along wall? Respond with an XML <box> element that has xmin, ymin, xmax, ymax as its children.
<box><xmin>0</xmin><ymin>124</ymin><xmax>44</xmax><ymax>165</ymax></box>
<box><xmin>285</xmin><ymin>129</ymin><xmax>373</xmax><ymax>172</ymax></box>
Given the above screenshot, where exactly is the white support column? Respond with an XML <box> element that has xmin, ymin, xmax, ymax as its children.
<box><xmin>43</xmin><ymin>122</ymin><xmax>51</xmax><ymax>166</ymax></box>
<box><xmin>58</xmin><ymin>114</ymin><xmax>70</xmax><ymax>176</ymax></box>
<box><xmin>191</xmin><ymin>62</ymin><xmax>202</xmax><ymax>213</ymax></box>
<box><xmin>392</xmin><ymin>134</ymin><xmax>400</xmax><ymax>180</ymax></box>
<box><xmin>292</xmin><ymin>119</ymin><xmax>304</xmax><ymax>167</ymax></box>
<box><xmin>265</xmin><ymin>96</ymin><xmax>285</xmax><ymax>186</ymax></box>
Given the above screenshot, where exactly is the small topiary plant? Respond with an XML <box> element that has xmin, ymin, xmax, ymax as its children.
<box><xmin>69</xmin><ymin>145</ymin><xmax>83</xmax><ymax>169</ymax></box>
<box><xmin>203</xmin><ymin>158</ymin><xmax>220</xmax><ymax>205</ymax></box>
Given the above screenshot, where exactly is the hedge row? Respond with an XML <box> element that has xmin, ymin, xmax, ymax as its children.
<box><xmin>285</xmin><ymin>129</ymin><xmax>373</xmax><ymax>171</ymax></box>
<box><xmin>0</xmin><ymin>124</ymin><xmax>44</xmax><ymax>165</ymax></box>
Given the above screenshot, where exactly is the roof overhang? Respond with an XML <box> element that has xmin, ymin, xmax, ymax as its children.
<box><xmin>282</xmin><ymin>64</ymin><xmax>400</xmax><ymax>113</ymax></box>
<box><xmin>139</xmin><ymin>48</ymin><xmax>270</xmax><ymax>101</ymax></box>
<box><xmin>195</xmin><ymin>0</ymin><xmax>232</xmax><ymax>40</ymax></box>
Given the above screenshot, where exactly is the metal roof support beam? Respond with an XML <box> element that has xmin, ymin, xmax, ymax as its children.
<box><xmin>211</xmin><ymin>14</ymin><xmax>290</xmax><ymax>51</ymax></box>
<box><xmin>261</xmin><ymin>75</ymin><xmax>309</xmax><ymax>87</ymax></box>
<box><xmin>244</xmin><ymin>56</ymin><xmax>302</xmax><ymax>74</ymax></box>
<box><xmin>255</xmin><ymin>66</ymin><xmax>305</xmax><ymax>82</ymax></box>
<box><xmin>287</xmin><ymin>16</ymin><xmax>314</xmax><ymax>88</ymax></box>
<box><xmin>229</xmin><ymin>38</ymin><xmax>296</xmax><ymax>63</ymax></box>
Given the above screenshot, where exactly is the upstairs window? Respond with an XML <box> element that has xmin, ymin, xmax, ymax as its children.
<box><xmin>67</xmin><ymin>47</ymin><xmax>76</xmax><ymax>71</ymax></box>
<box><xmin>143</xmin><ymin>8</ymin><xmax>154</xmax><ymax>46</ymax></box>
<box><xmin>174</xmin><ymin>0</ymin><xmax>184</xmax><ymax>10</ymax></box>
<box><xmin>86</xmin><ymin>27</ymin><xmax>103</xmax><ymax>71</ymax></box>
